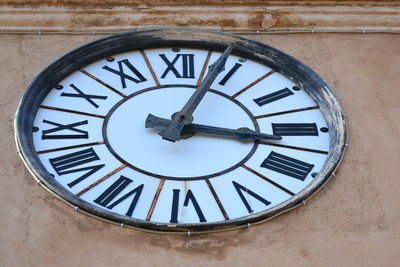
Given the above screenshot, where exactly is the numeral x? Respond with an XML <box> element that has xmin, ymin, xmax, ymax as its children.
<box><xmin>61</xmin><ymin>84</ymin><xmax>107</xmax><ymax>108</ymax></box>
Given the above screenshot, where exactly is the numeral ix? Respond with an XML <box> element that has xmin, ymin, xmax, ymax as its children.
<box><xmin>42</xmin><ymin>119</ymin><xmax>88</xmax><ymax>139</ymax></box>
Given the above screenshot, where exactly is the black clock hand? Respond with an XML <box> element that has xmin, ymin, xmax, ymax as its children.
<box><xmin>146</xmin><ymin>114</ymin><xmax>282</xmax><ymax>141</ymax></box>
<box><xmin>148</xmin><ymin>45</ymin><xmax>234</xmax><ymax>142</ymax></box>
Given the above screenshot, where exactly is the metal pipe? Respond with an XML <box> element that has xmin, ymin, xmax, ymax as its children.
<box><xmin>0</xmin><ymin>29</ymin><xmax>399</xmax><ymax>35</ymax></box>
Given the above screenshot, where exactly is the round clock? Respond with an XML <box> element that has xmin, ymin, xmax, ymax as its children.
<box><xmin>15</xmin><ymin>28</ymin><xmax>347</xmax><ymax>233</ymax></box>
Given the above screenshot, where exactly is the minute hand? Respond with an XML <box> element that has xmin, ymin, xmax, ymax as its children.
<box><xmin>154</xmin><ymin>45</ymin><xmax>234</xmax><ymax>142</ymax></box>
<box><xmin>146</xmin><ymin>114</ymin><xmax>282</xmax><ymax>141</ymax></box>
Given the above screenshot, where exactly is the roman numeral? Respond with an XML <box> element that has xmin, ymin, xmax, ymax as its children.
<box><xmin>261</xmin><ymin>151</ymin><xmax>314</xmax><ymax>181</ymax></box>
<box><xmin>41</xmin><ymin>119</ymin><xmax>88</xmax><ymax>139</ymax></box>
<box><xmin>102</xmin><ymin>59</ymin><xmax>147</xmax><ymax>89</ymax></box>
<box><xmin>160</xmin><ymin>54</ymin><xmax>195</xmax><ymax>79</ymax></box>
<box><xmin>233</xmin><ymin>181</ymin><xmax>271</xmax><ymax>213</ymax></box>
<box><xmin>94</xmin><ymin>175</ymin><xmax>143</xmax><ymax>217</ymax></box>
<box><xmin>49</xmin><ymin>147</ymin><xmax>105</xmax><ymax>187</ymax></box>
<box><xmin>253</xmin><ymin>87</ymin><xmax>294</xmax><ymax>106</ymax></box>
<box><xmin>170</xmin><ymin>189</ymin><xmax>206</xmax><ymax>223</ymax></box>
<box><xmin>61</xmin><ymin>84</ymin><xmax>107</xmax><ymax>108</ymax></box>
<box><xmin>218</xmin><ymin>63</ymin><xmax>242</xmax><ymax>85</ymax></box>
<box><xmin>272</xmin><ymin>123</ymin><xmax>319</xmax><ymax>136</ymax></box>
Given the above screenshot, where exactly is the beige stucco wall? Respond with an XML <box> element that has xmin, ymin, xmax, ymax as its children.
<box><xmin>1</xmin><ymin>32</ymin><xmax>399</xmax><ymax>266</ymax></box>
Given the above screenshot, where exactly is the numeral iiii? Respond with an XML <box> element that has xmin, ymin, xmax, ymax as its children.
<box><xmin>261</xmin><ymin>151</ymin><xmax>314</xmax><ymax>181</ymax></box>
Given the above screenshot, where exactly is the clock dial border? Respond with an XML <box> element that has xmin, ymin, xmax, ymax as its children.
<box><xmin>102</xmin><ymin>84</ymin><xmax>260</xmax><ymax>181</ymax></box>
<box><xmin>15</xmin><ymin>27</ymin><xmax>347</xmax><ymax>233</ymax></box>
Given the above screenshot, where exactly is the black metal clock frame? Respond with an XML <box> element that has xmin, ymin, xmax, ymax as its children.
<box><xmin>14</xmin><ymin>27</ymin><xmax>347</xmax><ymax>234</ymax></box>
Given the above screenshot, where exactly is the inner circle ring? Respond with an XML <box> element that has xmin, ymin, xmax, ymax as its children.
<box><xmin>102</xmin><ymin>84</ymin><xmax>260</xmax><ymax>181</ymax></box>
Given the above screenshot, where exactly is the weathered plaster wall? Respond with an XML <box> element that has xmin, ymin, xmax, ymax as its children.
<box><xmin>1</xmin><ymin>33</ymin><xmax>399</xmax><ymax>266</ymax></box>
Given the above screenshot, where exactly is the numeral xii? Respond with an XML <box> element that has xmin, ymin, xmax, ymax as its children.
<box><xmin>160</xmin><ymin>53</ymin><xmax>195</xmax><ymax>79</ymax></box>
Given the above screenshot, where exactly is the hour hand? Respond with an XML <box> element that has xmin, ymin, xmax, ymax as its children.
<box><xmin>146</xmin><ymin>114</ymin><xmax>282</xmax><ymax>141</ymax></box>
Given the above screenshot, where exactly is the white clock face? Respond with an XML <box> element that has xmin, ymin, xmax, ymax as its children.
<box><xmin>31</xmin><ymin>46</ymin><xmax>331</xmax><ymax>227</ymax></box>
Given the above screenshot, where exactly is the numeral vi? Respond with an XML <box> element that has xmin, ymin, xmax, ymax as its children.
<box><xmin>170</xmin><ymin>189</ymin><xmax>206</xmax><ymax>223</ymax></box>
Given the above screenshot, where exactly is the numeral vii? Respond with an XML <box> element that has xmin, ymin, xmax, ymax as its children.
<box><xmin>261</xmin><ymin>151</ymin><xmax>314</xmax><ymax>181</ymax></box>
<box><xmin>94</xmin><ymin>175</ymin><xmax>144</xmax><ymax>217</ymax></box>
<box><xmin>49</xmin><ymin>148</ymin><xmax>105</xmax><ymax>187</ymax></box>
<box><xmin>160</xmin><ymin>54</ymin><xmax>195</xmax><ymax>79</ymax></box>
<box><xmin>41</xmin><ymin>119</ymin><xmax>88</xmax><ymax>139</ymax></box>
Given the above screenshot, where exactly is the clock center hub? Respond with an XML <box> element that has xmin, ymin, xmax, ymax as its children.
<box><xmin>104</xmin><ymin>86</ymin><xmax>258</xmax><ymax>180</ymax></box>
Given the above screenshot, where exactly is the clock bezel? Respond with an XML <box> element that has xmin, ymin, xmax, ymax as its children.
<box><xmin>14</xmin><ymin>27</ymin><xmax>347</xmax><ymax>233</ymax></box>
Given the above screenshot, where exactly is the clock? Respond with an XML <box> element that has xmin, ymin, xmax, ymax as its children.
<box><xmin>15</xmin><ymin>27</ymin><xmax>347</xmax><ymax>234</ymax></box>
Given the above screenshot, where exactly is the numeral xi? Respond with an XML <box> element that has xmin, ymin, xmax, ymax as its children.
<box><xmin>103</xmin><ymin>59</ymin><xmax>147</xmax><ymax>88</ymax></box>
